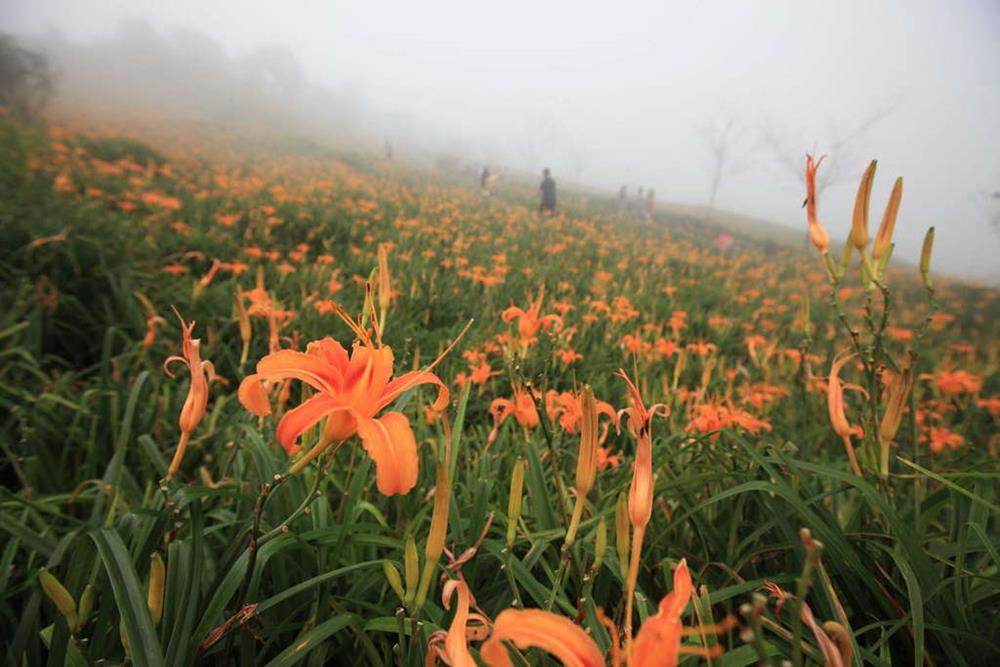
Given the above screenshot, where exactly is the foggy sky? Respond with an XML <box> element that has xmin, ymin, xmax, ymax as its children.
<box><xmin>4</xmin><ymin>0</ymin><xmax>999</xmax><ymax>279</ymax></box>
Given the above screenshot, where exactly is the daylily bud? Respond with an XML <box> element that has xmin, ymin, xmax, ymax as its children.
<box><xmin>383</xmin><ymin>561</ymin><xmax>405</xmax><ymax>603</ymax></box>
<box><xmin>920</xmin><ymin>227</ymin><xmax>935</xmax><ymax>290</ymax></box>
<box><xmin>148</xmin><ymin>552</ymin><xmax>165</xmax><ymax>626</ymax></box>
<box><xmin>574</xmin><ymin>386</ymin><xmax>599</xmax><ymax>497</ymax></box>
<box><xmin>39</xmin><ymin>567</ymin><xmax>78</xmax><ymax>630</ymax></box>
<box><xmin>506</xmin><ymin>459</ymin><xmax>526</xmax><ymax>547</ymax></box>
<box><xmin>615</xmin><ymin>492</ymin><xmax>630</xmax><ymax>579</ymax></box>
<box><xmin>879</xmin><ymin>360</ymin><xmax>913</xmax><ymax>479</ymax></box>
<box><xmin>377</xmin><ymin>243</ymin><xmax>391</xmax><ymax>334</ymax></box>
<box><xmin>403</xmin><ymin>534</ymin><xmax>419</xmax><ymax>607</ymax></box>
<box><xmin>415</xmin><ymin>459</ymin><xmax>451</xmax><ymax>609</ymax></box>
<box><xmin>873</xmin><ymin>177</ymin><xmax>903</xmax><ymax>263</ymax></box>
<box><xmin>77</xmin><ymin>584</ymin><xmax>95</xmax><ymax>631</ymax></box>
<box><xmin>593</xmin><ymin>516</ymin><xmax>608</xmax><ymax>573</ymax></box>
<box><xmin>876</xmin><ymin>243</ymin><xmax>894</xmax><ymax>278</ymax></box>
<box><xmin>849</xmin><ymin>160</ymin><xmax>877</xmax><ymax>251</ymax></box>
<box><xmin>235</xmin><ymin>288</ymin><xmax>251</xmax><ymax>367</ymax></box>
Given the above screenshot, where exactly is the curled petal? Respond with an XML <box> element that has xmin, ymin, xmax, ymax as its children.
<box><xmin>356</xmin><ymin>412</ymin><xmax>419</xmax><ymax>495</ymax></box>
<box><xmin>480</xmin><ymin>608</ymin><xmax>604</xmax><ymax>667</ymax></box>
<box><xmin>238</xmin><ymin>374</ymin><xmax>273</xmax><ymax>417</ymax></box>
<box><xmin>163</xmin><ymin>355</ymin><xmax>188</xmax><ymax>378</ymax></box>
<box><xmin>378</xmin><ymin>370</ymin><xmax>450</xmax><ymax>413</ymax></box>
<box><xmin>501</xmin><ymin>307</ymin><xmax>526</xmax><ymax>323</ymax></box>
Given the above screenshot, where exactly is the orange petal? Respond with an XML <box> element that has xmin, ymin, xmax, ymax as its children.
<box><xmin>238</xmin><ymin>374</ymin><xmax>272</xmax><ymax>416</ymax></box>
<box><xmin>275</xmin><ymin>393</ymin><xmax>348</xmax><ymax>453</ymax></box>
<box><xmin>480</xmin><ymin>608</ymin><xmax>604</xmax><ymax>667</ymax></box>
<box><xmin>442</xmin><ymin>580</ymin><xmax>477</xmax><ymax>667</ymax></box>
<box><xmin>501</xmin><ymin>306</ymin><xmax>526</xmax><ymax>324</ymax></box>
<box><xmin>629</xmin><ymin>560</ymin><xmax>693</xmax><ymax>667</ymax></box>
<box><xmin>355</xmin><ymin>412</ymin><xmax>419</xmax><ymax>495</ymax></box>
<box><xmin>255</xmin><ymin>349</ymin><xmax>343</xmax><ymax>395</ymax></box>
<box><xmin>378</xmin><ymin>370</ymin><xmax>450</xmax><ymax>413</ymax></box>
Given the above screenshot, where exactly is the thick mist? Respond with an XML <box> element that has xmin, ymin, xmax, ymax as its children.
<box><xmin>3</xmin><ymin>0</ymin><xmax>998</xmax><ymax>280</ymax></box>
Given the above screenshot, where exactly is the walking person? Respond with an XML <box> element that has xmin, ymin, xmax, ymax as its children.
<box><xmin>539</xmin><ymin>168</ymin><xmax>556</xmax><ymax>215</ymax></box>
<box><xmin>645</xmin><ymin>188</ymin><xmax>655</xmax><ymax>223</ymax></box>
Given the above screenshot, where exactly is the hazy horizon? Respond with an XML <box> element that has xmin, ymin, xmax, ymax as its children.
<box><xmin>4</xmin><ymin>0</ymin><xmax>999</xmax><ymax>279</ymax></box>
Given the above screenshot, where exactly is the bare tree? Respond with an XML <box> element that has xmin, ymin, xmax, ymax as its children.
<box><xmin>700</xmin><ymin>110</ymin><xmax>752</xmax><ymax>221</ymax></box>
<box><xmin>0</xmin><ymin>34</ymin><xmax>54</xmax><ymax>117</ymax></box>
<box><xmin>761</xmin><ymin>103</ymin><xmax>896</xmax><ymax>198</ymax></box>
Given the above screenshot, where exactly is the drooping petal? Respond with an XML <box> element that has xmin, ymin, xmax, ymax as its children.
<box><xmin>355</xmin><ymin>412</ymin><xmax>419</xmax><ymax>495</ymax></box>
<box><xmin>480</xmin><ymin>608</ymin><xmax>604</xmax><ymax>667</ymax></box>
<box><xmin>254</xmin><ymin>349</ymin><xmax>344</xmax><ymax>395</ymax></box>
<box><xmin>238</xmin><ymin>374</ymin><xmax>273</xmax><ymax>416</ymax></box>
<box><xmin>501</xmin><ymin>306</ymin><xmax>526</xmax><ymax>324</ymax></box>
<box><xmin>275</xmin><ymin>393</ymin><xmax>349</xmax><ymax>453</ymax></box>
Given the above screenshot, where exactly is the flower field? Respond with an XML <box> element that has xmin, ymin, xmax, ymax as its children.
<box><xmin>1</xmin><ymin>111</ymin><xmax>998</xmax><ymax>666</ymax></box>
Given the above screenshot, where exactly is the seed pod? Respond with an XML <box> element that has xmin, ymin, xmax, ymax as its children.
<box><xmin>383</xmin><ymin>561</ymin><xmax>405</xmax><ymax>603</ymax></box>
<box><xmin>39</xmin><ymin>568</ymin><xmax>78</xmax><ymax>630</ymax></box>
<box><xmin>506</xmin><ymin>459</ymin><xmax>526</xmax><ymax>547</ymax></box>
<box><xmin>148</xmin><ymin>552</ymin><xmax>165</xmax><ymax>626</ymax></box>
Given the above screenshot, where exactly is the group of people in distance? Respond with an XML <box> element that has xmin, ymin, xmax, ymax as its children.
<box><xmin>478</xmin><ymin>165</ymin><xmax>653</xmax><ymax>221</ymax></box>
<box><xmin>619</xmin><ymin>185</ymin><xmax>655</xmax><ymax>222</ymax></box>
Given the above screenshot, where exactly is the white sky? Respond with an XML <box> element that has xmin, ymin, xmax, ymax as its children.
<box><xmin>4</xmin><ymin>0</ymin><xmax>999</xmax><ymax>279</ymax></box>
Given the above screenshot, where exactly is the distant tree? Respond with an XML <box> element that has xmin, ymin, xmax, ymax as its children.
<box><xmin>700</xmin><ymin>110</ymin><xmax>752</xmax><ymax>221</ymax></box>
<box><xmin>762</xmin><ymin>104</ymin><xmax>895</xmax><ymax>198</ymax></box>
<box><xmin>0</xmin><ymin>34</ymin><xmax>54</xmax><ymax>117</ymax></box>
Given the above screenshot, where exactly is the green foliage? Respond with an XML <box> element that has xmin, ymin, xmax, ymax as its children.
<box><xmin>1</xmin><ymin>116</ymin><xmax>997</xmax><ymax>666</ymax></box>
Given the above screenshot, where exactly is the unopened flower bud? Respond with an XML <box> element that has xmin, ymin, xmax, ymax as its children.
<box><xmin>148</xmin><ymin>552</ymin><xmax>165</xmax><ymax>626</ymax></box>
<box><xmin>506</xmin><ymin>459</ymin><xmax>526</xmax><ymax>547</ymax></box>
<box><xmin>920</xmin><ymin>227</ymin><xmax>935</xmax><ymax>290</ymax></box>
<box><xmin>383</xmin><ymin>561</ymin><xmax>405</xmax><ymax>603</ymax></box>
<box><xmin>39</xmin><ymin>567</ymin><xmax>78</xmax><ymax>630</ymax></box>
<box><xmin>403</xmin><ymin>534</ymin><xmax>419</xmax><ymax>607</ymax></box>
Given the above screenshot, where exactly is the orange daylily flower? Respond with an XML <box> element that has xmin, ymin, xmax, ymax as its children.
<box><xmin>502</xmin><ymin>286</ymin><xmax>562</xmax><ymax>353</ymax></box>
<box><xmin>488</xmin><ymin>387</ymin><xmax>540</xmax><ymax>444</ymax></box>
<box><xmin>545</xmin><ymin>389</ymin><xmax>617</xmax><ymax>434</ymax></box>
<box><xmin>480</xmin><ymin>561</ymin><xmax>714</xmax><ymax>667</ymax></box>
<box><xmin>238</xmin><ymin>324</ymin><xmax>449</xmax><ymax>496</ymax></box>
<box><xmin>163</xmin><ymin>317</ymin><xmax>216</xmax><ymax>478</ymax></box>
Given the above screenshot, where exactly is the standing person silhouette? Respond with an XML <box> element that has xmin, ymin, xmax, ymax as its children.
<box><xmin>539</xmin><ymin>168</ymin><xmax>556</xmax><ymax>214</ymax></box>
